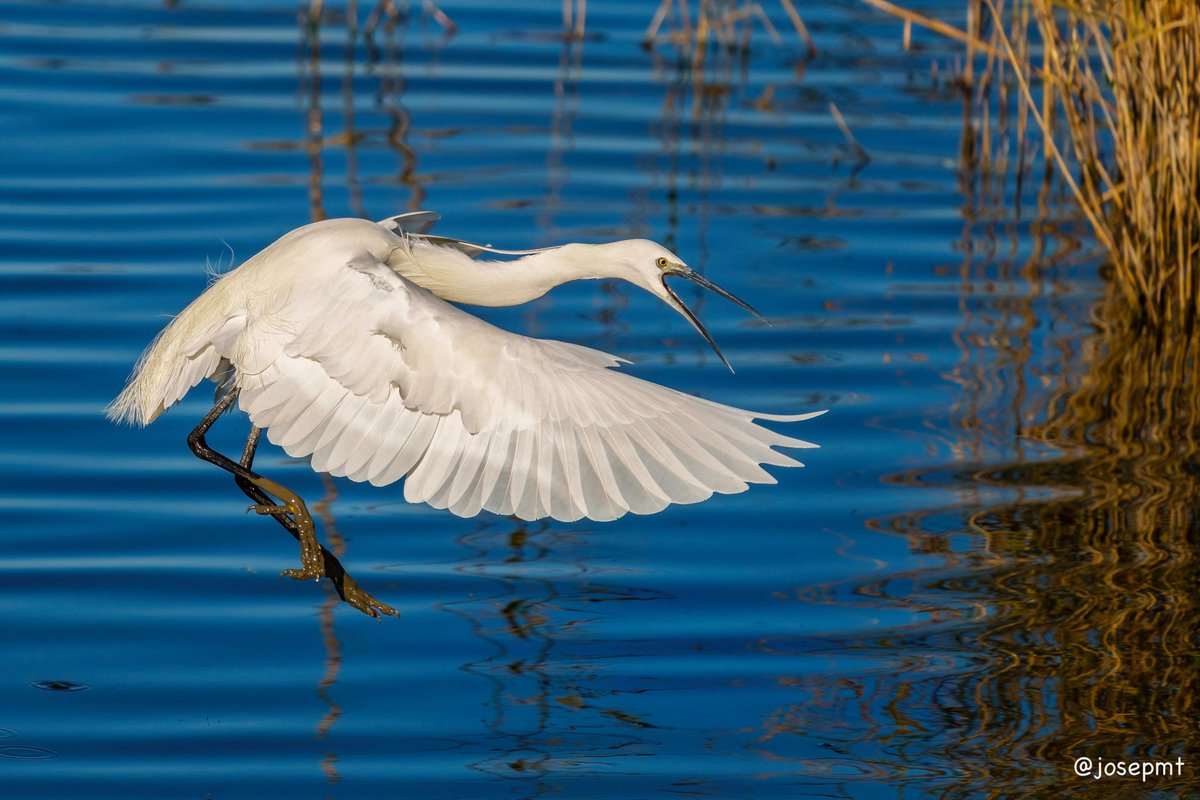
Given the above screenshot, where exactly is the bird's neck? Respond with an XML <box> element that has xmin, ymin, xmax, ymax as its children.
<box><xmin>394</xmin><ymin>242</ymin><xmax>618</xmax><ymax>307</ymax></box>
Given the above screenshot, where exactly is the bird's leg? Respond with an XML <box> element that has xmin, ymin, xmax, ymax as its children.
<box><xmin>187</xmin><ymin>390</ymin><xmax>398</xmax><ymax>619</ymax></box>
<box><xmin>237</xmin><ymin>427</ymin><xmax>289</xmax><ymax>521</ymax></box>
<box><xmin>186</xmin><ymin>393</ymin><xmax>323</xmax><ymax>579</ymax></box>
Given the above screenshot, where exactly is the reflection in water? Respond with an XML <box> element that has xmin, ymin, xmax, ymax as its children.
<box><xmin>537</xmin><ymin>37</ymin><xmax>582</xmax><ymax>243</ymax></box>
<box><xmin>279</xmin><ymin>2</ymin><xmax>1142</xmax><ymax>794</ymax></box>
<box><xmin>298</xmin><ymin>0</ymin><xmax>429</xmax><ymax>223</ymax></box>
<box><xmin>300</xmin><ymin>2</ymin><xmax>327</xmax><ymax>223</ymax></box>
<box><xmin>442</xmin><ymin>519</ymin><xmax>665</xmax><ymax>782</ymax></box>
<box><xmin>28</xmin><ymin>0</ymin><xmax>1200</xmax><ymax>794</ymax></box>
<box><xmin>899</xmin><ymin>290</ymin><xmax>1200</xmax><ymax>793</ymax></box>
<box><xmin>292</xmin><ymin>0</ymin><xmax>430</xmax><ymax>782</ymax></box>
<box><xmin>812</xmin><ymin>79</ymin><xmax>1200</xmax><ymax>791</ymax></box>
<box><xmin>312</xmin><ymin>474</ymin><xmax>347</xmax><ymax>785</ymax></box>
<box><xmin>951</xmin><ymin>50</ymin><xmax>1199</xmax><ymax>789</ymax></box>
<box><xmin>644</xmin><ymin>0</ymin><xmax>816</xmax><ymax>63</ymax></box>
<box><xmin>371</xmin><ymin>9</ymin><xmax>428</xmax><ymax>212</ymax></box>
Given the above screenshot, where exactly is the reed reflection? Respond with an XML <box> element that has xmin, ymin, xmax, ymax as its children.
<box><xmin>312</xmin><ymin>475</ymin><xmax>349</xmax><ymax>784</ymax></box>
<box><xmin>723</xmin><ymin>38</ymin><xmax>1200</xmax><ymax>788</ymax></box>
<box><xmin>943</xmin><ymin>32</ymin><xmax>1199</xmax><ymax>789</ymax></box>
<box><xmin>882</xmin><ymin>290</ymin><xmax>1200</xmax><ymax>795</ymax></box>
<box><xmin>293</xmin><ymin>0</ymin><xmax>428</xmax><ymax>781</ymax></box>
<box><xmin>298</xmin><ymin>0</ymin><xmax>430</xmax><ymax>225</ymax></box>
<box><xmin>816</xmin><ymin>114</ymin><xmax>1200</xmax><ymax>795</ymax></box>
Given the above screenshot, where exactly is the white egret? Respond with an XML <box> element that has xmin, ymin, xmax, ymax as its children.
<box><xmin>109</xmin><ymin>213</ymin><xmax>824</xmax><ymax>617</ymax></box>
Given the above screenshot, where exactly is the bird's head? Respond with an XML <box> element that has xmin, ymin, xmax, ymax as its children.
<box><xmin>609</xmin><ymin>239</ymin><xmax>768</xmax><ymax>372</ymax></box>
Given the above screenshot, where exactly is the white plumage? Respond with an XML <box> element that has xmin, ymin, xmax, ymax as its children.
<box><xmin>109</xmin><ymin>215</ymin><xmax>823</xmax><ymax>524</ymax></box>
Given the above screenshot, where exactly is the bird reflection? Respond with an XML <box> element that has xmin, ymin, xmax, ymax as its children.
<box><xmin>442</xmin><ymin>518</ymin><xmax>666</xmax><ymax>780</ymax></box>
<box><xmin>311</xmin><ymin>475</ymin><xmax>346</xmax><ymax>759</ymax></box>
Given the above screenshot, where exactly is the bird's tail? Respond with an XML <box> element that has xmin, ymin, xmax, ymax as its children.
<box><xmin>106</xmin><ymin>299</ymin><xmax>237</xmax><ymax>427</ymax></box>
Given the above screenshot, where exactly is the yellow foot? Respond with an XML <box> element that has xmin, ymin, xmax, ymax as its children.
<box><xmin>238</xmin><ymin>472</ymin><xmax>398</xmax><ymax>623</ymax></box>
<box><xmin>280</xmin><ymin>567</ymin><xmax>324</xmax><ymax>581</ymax></box>
<box><xmin>249</xmin><ymin>503</ymin><xmax>289</xmax><ymax>518</ymax></box>
<box><xmin>242</xmin><ymin>472</ymin><xmax>397</xmax><ymax>619</ymax></box>
<box><xmin>340</xmin><ymin>576</ymin><xmax>400</xmax><ymax>620</ymax></box>
<box><xmin>244</xmin><ymin>474</ymin><xmax>325</xmax><ymax>580</ymax></box>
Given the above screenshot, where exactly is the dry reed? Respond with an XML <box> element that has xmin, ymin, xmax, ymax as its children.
<box><xmin>1001</xmin><ymin>0</ymin><xmax>1198</xmax><ymax>325</ymax></box>
<box><xmin>643</xmin><ymin>0</ymin><xmax>816</xmax><ymax>59</ymax></box>
<box><xmin>878</xmin><ymin>0</ymin><xmax>1200</xmax><ymax>325</ymax></box>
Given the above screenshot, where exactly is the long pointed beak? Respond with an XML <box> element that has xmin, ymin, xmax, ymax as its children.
<box><xmin>660</xmin><ymin>265</ymin><xmax>769</xmax><ymax>372</ymax></box>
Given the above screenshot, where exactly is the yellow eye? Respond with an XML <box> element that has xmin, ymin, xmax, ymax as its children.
<box><xmin>656</xmin><ymin>257</ymin><xmax>670</xmax><ymax>269</ymax></box>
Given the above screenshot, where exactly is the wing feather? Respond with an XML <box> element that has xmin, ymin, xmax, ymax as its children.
<box><xmin>508</xmin><ymin>424</ymin><xmax>538</xmax><ymax>517</ymax></box>
<box><xmin>405</xmin><ymin>412</ymin><xmax>471</xmax><ymax>503</ymax></box>
<box><xmin>363</xmin><ymin>401</ymin><xmax>423</xmax><ymax>486</ymax></box>
<box><xmin>439</xmin><ymin>425</ymin><xmax>493</xmax><ymax>512</ymax></box>
<box><xmin>448</xmin><ymin>438</ymin><xmax>492</xmax><ymax>519</ymax></box>
<box><xmin>645</xmin><ymin>414</ymin><xmax>748</xmax><ymax>494</ymax></box>
<box><xmin>309</xmin><ymin>393</ymin><xmax>367</xmax><ymax>466</ymax></box>
<box><xmin>378</xmin><ymin>411</ymin><xmax>439</xmax><ymax>487</ymax></box>
<box><xmin>324</xmin><ymin>396</ymin><xmax>392</xmax><ymax>476</ymax></box>
<box><xmin>478</xmin><ymin>430</ymin><xmax>520</xmax><ymax>517</ymax></box>
<box><xmin>578</xmin><ymin>423</ymin><xmax>630</xmax><ymax>521</ymax></box>
<box><xmin>345</xmin><ymin>394</ymin><xmax>406</xmax><ymax>480</ymax></box>
<box><xmin>534</xmin><ymin>418</ymin><xmax>557</xmax><ymax>520</ymax></box>
<box><xmin>547</xmin><ymin>382</ymin><xmax>588</xmax><ymax>519</ymax></box>
<box><xmin>624</xmin><ymin>419</ymin><xmax>712</xmax><ymax>504</ymax></box>
<box><xmin>273</xmin><ymin>379</ymin><xmax>348</xmax><ymax>452</ymax></box>
<box><xmin>604</xmin><ymin>425</ymin><xmax>671</xmax><ymax>508</ymax></box>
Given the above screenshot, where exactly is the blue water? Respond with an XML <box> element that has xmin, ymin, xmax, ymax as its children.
<box><xmin>2</xmin><ymin>1</ymin><xmax>1193</xmax><ymax>798</ymax></box>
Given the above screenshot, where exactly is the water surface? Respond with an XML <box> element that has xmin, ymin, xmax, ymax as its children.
<box><xmin>1</xmin><ymin>1</ymin><xmax>1195</xmax><ymax>798</ymax></box>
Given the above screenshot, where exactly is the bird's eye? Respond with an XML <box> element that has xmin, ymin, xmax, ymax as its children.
<box><xmin>656</xmin><ymin>257</ymin><xmax>670</xmax><ymax>269</ymax></box>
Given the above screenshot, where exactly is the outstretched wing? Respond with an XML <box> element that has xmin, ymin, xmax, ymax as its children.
<box><xmin>234</xmin><ymin>255</ymin><xmax>823</xmax><ymax>523</ymax></box>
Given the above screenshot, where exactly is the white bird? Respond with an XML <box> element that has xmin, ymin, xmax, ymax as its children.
<box><xmin>108</xmin><ymin>213</ymin><xmax>824</xmax><ymax>617</ymax></box>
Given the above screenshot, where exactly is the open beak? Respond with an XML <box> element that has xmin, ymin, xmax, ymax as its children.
<box><xmin>660</xmin><ymin>265</ymin><xmax>769</xmax><ymax>372</ymax></box>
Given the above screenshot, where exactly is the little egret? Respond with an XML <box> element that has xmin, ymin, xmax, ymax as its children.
<box><xmin>109</xmin><ymin>213</ymin><xmax>824</xmax><ymax>618</ymax></box>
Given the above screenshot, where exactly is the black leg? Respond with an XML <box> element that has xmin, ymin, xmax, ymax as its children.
<box><xmin>186</xmin><ymin>388</ymin><xmax>252</xmax><ymax>480</ymax></box>
<box><xmin>232</xmin><ymin>426</ymin><xmax>296</xmax><ymax>532</ymax></box>
<box><xmin>188</xmin><ymin>389</ymin><xmax>398</xmax><ymax>619</ymax></box>
<box><xmin>239</xmin><ymin>425</ymin><xmax>264</xmax><ymax>469</ymax></box>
